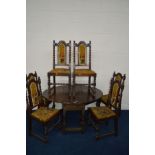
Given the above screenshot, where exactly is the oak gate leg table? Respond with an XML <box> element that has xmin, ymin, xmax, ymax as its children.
<box><xmin>43</xmin><ymin>85</ymin><xmax>103</xmax><ymax>132</ymax></box>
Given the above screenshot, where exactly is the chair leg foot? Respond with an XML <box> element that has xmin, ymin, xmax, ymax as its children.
<box><xmin>95</xmin><ymin>131</ymin><xmax>115</xmax><ymax>140</ymax></box>
<box><xmin>30</xmin><ymin>131</ymin><xmax>48</xmax><ymax>143</ymax></box>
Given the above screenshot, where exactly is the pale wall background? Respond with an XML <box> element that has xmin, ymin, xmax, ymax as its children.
<box><xmin>26</xmin><ymin>0</ymin><xmax>129</xmax><ymax>109</ymax></box>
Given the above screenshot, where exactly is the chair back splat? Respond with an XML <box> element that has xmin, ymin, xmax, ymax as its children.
<box><xmin>73</xmin><ymin>41</ymin><xmax>91</xmax><ymax>69</ymax></box>
<box><xmin>108</xmin><ymin>72</ymin><xmax>126</xmax><ymax>115</ymax></box>
<box><xmin>53</xmin><ymin>40</ymin><xmax>71</xmax><ymax>68</ymax></box>
<box><xmin>100</xmin><ymin>72</ymin><xmax>126</xmax><ymax>111</ymax></box>
<box><xmin>27</xmin><ymin>77</ymin><xmax>42</xmax><ymax>109</ymax></box>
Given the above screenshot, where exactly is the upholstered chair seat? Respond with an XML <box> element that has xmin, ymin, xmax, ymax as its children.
<box><xmin>74</xmin><ymin>69</ymin><xmax>96</xmax><ymax>76</ymax></box>
<box><xmin>31</xmin><ymin>107</ymin><xmax>61</xmax><ymax>123</ymax></box>
<box><xmin>89</xmin><ymin>107</ymin><xmax>116</xmax><ymax>121</ymax></box>
<box><xmin>50</xmin><ymin>68</ymin><xmax>70</xmax><ymax>76</ymax></box>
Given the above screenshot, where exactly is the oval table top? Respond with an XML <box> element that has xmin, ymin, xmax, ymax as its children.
<box><xmin>43</xmin><ymin>85</ymin><xmax>103</xmax><ymax>106</ymax></box>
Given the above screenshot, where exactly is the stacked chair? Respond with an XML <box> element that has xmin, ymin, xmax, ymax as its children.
<box><xmin>26</xmin><ymin>72</ymin><xmax>61</xmax><ymax>143</ymax></box>
<box><xmin>88</xmin><ymin>72</ymin><xmax>126</xmax><ymax>139</ymax></box>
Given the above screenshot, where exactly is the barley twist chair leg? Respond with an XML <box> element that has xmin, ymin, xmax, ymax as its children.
<box><xmin>53</xmin><ymin>75</ymin><xmax>56</xmax><ymax>94</ymax></box>
<box><xmin>96</xmin><ymin>99</ymin><xmax>101</xmax><ymax>107</ymax></box>
<box><xmin>94</xmin><ymin>75</ymin><xmax>96</xmax><ymax>89</ymax></box>
<box><xmin>73</xmin><ymin>75</ymin><xmax>76</xmax><ymax>98</ymax></box>
<box><xmin>29</xmin><ymin>117</ymin><xmax>32</xmax><ymax>136</ymax></box>
<box><xmin>114</xmin><ymin>118</ymin><xmax>118</xmax><ymax>136</ymax></box>
<box><xmin>69</xmin><ymin>75</ymin><xmax>71</xmax><ymax>86</ymax></box>
<box><xmin>52</xmin><ymin>101</ymin><xmax>55</xmax><ymax>109</ymax></box>
<box><xmin>80</xmin><ymin>108</ymin><xmax>85</xmax><ymax>133</ymax></box>
<box><xmin>47</xmin><ymin>73</ymin><xmax>51</xmax><ymax>93</ymax></box>
<box><xmin>43</xmin><ymin>124</ymin><xmax>48</xmax><ymax>143</ymax></box>
<box><xmin>88</xmin><ymin>76</ymin><xmax>91</xmax><ymax>94</ymax></box>
<box><xmin>68</xmin><ymin>75</ymin><xmax>72</xmax><ymax>97</ymax></box>
<box><xmin>62</xmin><ymin>109</ymin><xmax>66</xmax><ymax>133</ymax></box>
<box><xmin>88</xmin><ymin>112</ymin><xmax>99</xmax><ymax>131</ymax></box>
<box><xmin>87</xmin><ymin>110</ymin><xmax>92</xmax><ymax>126</ymax></box>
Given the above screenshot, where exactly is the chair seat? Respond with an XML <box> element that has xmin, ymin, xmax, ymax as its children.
<box><xmin>50</xmin><ymin>68</ymin><xmax>70</xmax><ymax>76</ymax></box>
<box><xmin>74</xmin><ymin>69</ymin><xmax>96</xmax><ymax>76</ymax></box>
<box><xmin>101</xmin><ymin>94</ymin><xmax>109</xmax><ymax>104</ymax></box>
<box><xmin>89</xmin><ymin>107</ymin><xmax>116</xmax><ymax>120</ymax></box>
<box><xmin>31</xmin><ymin>107</ymin><xmax>61</xmax><ymax>123</ymax></box>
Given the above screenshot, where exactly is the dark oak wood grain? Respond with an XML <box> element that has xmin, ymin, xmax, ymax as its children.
<box><xmin>43</xmin><ymin>85</ymin><xmax>103</xmax><ymax>106</ymax></box>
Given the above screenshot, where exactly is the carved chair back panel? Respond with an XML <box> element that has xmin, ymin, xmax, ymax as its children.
<box><xmin>109</xmin><ymin>72</ymin><xmax>126</xmax><ymax>105</ymax></box>
<box><xmin>108</xmin><ymin>81</ymin><xmax>122</xmax><ymax>113</ymax></box>
<box><xmin>54</xmin><ymin>40</ymin><xmax>71</xmax><ymax>67</ymax></box>
<box><xmin>74</xmin><ymin>41</ymin><xmax>91</xmax><ymax>69</ymax></box>
<box><xmin>57</xmin><ymin>42</ymin><xmax>66</xmax><ymax>65</ymax></box>
<box><xmin>29</xmin><ymin>81</ymin><xmax>40</xmax><ymax>107</ymax></box>
<box><xmin>26</xmin><ymin>72</ymin><xmax>42</xmax><ymax>109</ymax></box>
<box><xmin>27</xmin><ymin>79</ymin><xmax>42</xmax><ymax>108</ymax></box>
<box><xmin>110</xmin><ymin>82</ymin><xmax>120</xmax><ymax>108</ymax></box>
<box><xmin>78</xmin><ymin>43</ymin><xmax>87</xmax><ymax>65</ymax></box>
